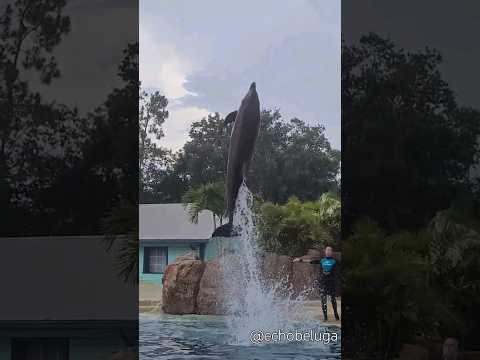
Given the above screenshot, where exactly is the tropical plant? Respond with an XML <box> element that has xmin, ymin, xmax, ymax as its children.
<box><xmin>182</xmin><ymin>182</ymin><xmax>225</xmax><ymax>229</ymax></box>
<box><xmin>102</xmin><ymin>200</ymin><xmax>138</xmax><ymax>283</ymax></box>
<box><xmin>258</xmin><ymin>194</ymin><xmax>340</xmax><ymax>257</ymax></box>
<box><xmin>427</xmin><ymin>206</ymin><xmax>480</xmax><ymax>345</ymax></box>
<box><xmin>318</xmin><ymin>192</ymin><xmax>341</xmax><ymax>241</ymax></box>
<box><xmin>342</xmin><ymin>219</ymin><xmax>454</xmax><ymax>360</ymax></box>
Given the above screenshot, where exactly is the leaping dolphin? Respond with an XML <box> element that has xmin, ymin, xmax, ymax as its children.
<box><xmin>222</xmin><ymin>82</ymin><xmax>261</xmax><ymax>234</ymax></box>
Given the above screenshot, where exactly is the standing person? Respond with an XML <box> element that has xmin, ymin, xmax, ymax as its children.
<box><xmin>293</xmin><ymin>246</ymin><xmax>340</xmax><ymax>322</ymax></box>
<box><xmin>314</xmin><ymin>246</ymin><xmax>340</xmax><ymax>322</ymax></box>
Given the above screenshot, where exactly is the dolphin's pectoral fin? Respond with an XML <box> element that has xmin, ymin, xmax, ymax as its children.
<box><xmin>224</xmin><ymin>111</ymin><xmax>238</xmax><ymax>126</ymax></box>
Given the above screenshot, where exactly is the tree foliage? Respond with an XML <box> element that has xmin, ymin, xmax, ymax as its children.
<box><xmin>342</xmin><ymin>33</ymin><xmax>480</xmax><ymax>233</ymax></box>
<box><xmin>174</xmin><ymin>112</ymin><xmax>229</xmax><ymax>187</ymax></box>
<box><xmin>343</xmin><ymin>208</ymin><xmax>480</xmax><ymax>358</ymax></box>
<box><xmin>427</xmin><ymin>206</ymin><xmax>480</xmax><ymax>346</ymax></box>
<box><xmin>35</xmin><ymin>43</ymin><xmax>139</xmax><ymax>235</ymax></box>
<box><xmin>102</xmin><ymin>200</ymin><xmax>138</xmax><ymax>283</ymax></box>
<box><xmin>342</xmin><ymin>220</ymin><xmax>449</xmax><ymax>359</ymax></box>
<box><xmin>251</xmin><ymin>111</ymin><xmax>340</xmax><ymax>203</ymax></box>
<box><xmin>342</xmin><ymin>33</ymin><xmax>480</xmax><ymax>357</ymax></box>
<box><xmin>258</xmin><ymin>194</ymin><xmax>341</xmax><ymax>257</ymax></box>
<box><xmin>0</xmin><ymin>0</ymin><xmax>84</xmax><ymax>234</ymax></box>
<box><xmin>139</xmin><ymin>89</ymin><xmax>169</xmax><ymax>199</ymax></box>
<box><xmin>158</xmin><ymin>110</ymin><xmax>340</xmax><ymax>204</ymax></box>
<box><xmin>181</xmin><ymin>181</ymin><xmax>225</xmax><ymax>229</ymax></box>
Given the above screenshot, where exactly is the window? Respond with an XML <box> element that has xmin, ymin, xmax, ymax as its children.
<box><xmin>144</xmin><ymin>247</ymin><xmax>167</xmax><ymax>274</ymax></box>
<box><xmin>190</xmin><ymin>246</ymin><xmax>200</xmax><ymax>259</ymax></box>
<box><xmin>12</xmin><ymin>338</ymin><xmax>69</xmax><ymax>360</ymax></box>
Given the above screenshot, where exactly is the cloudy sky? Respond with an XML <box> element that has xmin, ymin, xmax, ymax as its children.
<box><xmin>29</xmin><ymin>0</ymin><xmax>137</xmax><ymax>114</ymax></box>
<box><xmin>140</xmin><ymin>0</ymin><xmax>341</xmax><ymax>151</ymax></box>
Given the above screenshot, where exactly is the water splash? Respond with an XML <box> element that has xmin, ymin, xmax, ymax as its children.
<box><xmin>220</xmin><ymin>180</ymin><xmax>311</xmax><ymax>345</ymax></box>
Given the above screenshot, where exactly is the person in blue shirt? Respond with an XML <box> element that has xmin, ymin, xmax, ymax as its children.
<box><xmin>306</xmin><ymin>246</ymin><xmax>340</xmax><ymax>322</ymax></box>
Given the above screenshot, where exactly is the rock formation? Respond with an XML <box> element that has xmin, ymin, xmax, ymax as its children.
<box><xmin>161</xmin><ymin>249</ymin><xmax>340</xmax><ymax>315</ymax></box>
<box><xmin>196</xmin><ymin>257</ymin><xmax>227</xmax><ymax>315</ymax></box>
<box><xmin>161</xmin><ymin>259</ymin><xmax>205</xmax><ymax>314</ymax></box>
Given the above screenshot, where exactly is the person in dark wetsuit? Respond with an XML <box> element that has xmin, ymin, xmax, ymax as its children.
<box><xmin>311</xmin><ymin>246</ymin><xmax>339</xmax><ymax>322</ymax></box>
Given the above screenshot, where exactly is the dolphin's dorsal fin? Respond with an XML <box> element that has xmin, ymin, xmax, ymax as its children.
<box><xmin>224</xmin><ymin>111</ymin><xmax>238</xmax><ymax>126</ymax></box>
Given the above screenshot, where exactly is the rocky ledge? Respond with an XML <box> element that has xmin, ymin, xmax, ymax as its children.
<box><xmin>161</xmin><ymin>250</ymin><xmax>339</xmax><ymax>315</ymax></box>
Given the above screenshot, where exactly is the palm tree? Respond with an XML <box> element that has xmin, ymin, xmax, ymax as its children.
<box><xmin>182</xmin><ymin>182</ymin><xmax>225</xmax><ymax>230</ymax></box>
<box><xmin>428</xmin><ymin>206</ymin><xmax>480</xmax><ymax>275</ymax></box>
<box><xmin>102</xmin><ymin>200</ymin><xmax>139</xmax><ymax>283</ymax></box>
<box><xmin>427</xmin><ymin>205</ymin><xmax>480</xmax><ymax>339</ymax></box>
<box><xmin>317</xmin><ymin>191</ymin><xmax>341</xmax><ymax>244</ymax></box>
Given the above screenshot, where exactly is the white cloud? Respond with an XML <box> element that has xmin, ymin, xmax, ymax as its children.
<box><xmin>139</xmin><ymin>24</ymin><xmax>195</xmax><ymax>99</ymax></box>
<box><xmin>140</xmin><ymin>0</ymin><xmax>340</xmax><ymax>151</ymax></box>
<box><xmin>161</xmin><ymin>106</ymin><xmax>210</xmax><ymax>151</ymax></box>
<box><xmin>140</xmin><ymin>22</ymin><xmax>210</xmax><ymax>150</ymax></box>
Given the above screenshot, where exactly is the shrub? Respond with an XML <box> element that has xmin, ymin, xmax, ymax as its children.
<box><xmin>257</xmin><ymin>194</ymin><xmax>340</xmax><ymax>257</ymax></box>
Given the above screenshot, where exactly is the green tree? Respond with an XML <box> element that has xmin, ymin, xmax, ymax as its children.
<box><xmin>0</xmin><ymin>0</ymin><xmax>84</xmax><ymax>234</ymax></box>
<box><xmin>182</xmin><ymin>181</ymin><xmax>225</xmax><ymax>229</ymax></box>
<box><xmin>139</xmin><ymin>89</ymin><xmax>170</xmax><ymax>201</ymax></box>
<box><xmin>88</xmin><ymin>43</ymin><xmax>139</xmax><ymax>281</ymax></box>
<box><xmin>165</xmin><ymin>110</ymin><xmax>340</xmax><ymax>204</ymax></box>
<box><xmin>342</xmin><ymin>33</ymin><xmax>480</xmax><ymax>233</ymax></box>
<box><xmin>342</xmin><ymin>219</ymin><xmax>455</xmax><ymax>360</ymax></box>
<box><xmin>258</xmin><ymin>195</ymin><xmax>340</xmax><ymax>257</ymax></box>
<box><xmin>37</xmin><ymin>43</ymin><xmax>139</xmax><ymax>235</ymax></box>
<box><xmin>252</xmin><ymin>111</ymin><xmax>340</xmax><ymax>203</ymax></box>
<box><xmin>174</xmin><ymin>112</ymin><xmax>228</xmax><ymax>187</ymax></box>
<box><xmin>428</xmin><ymin>205</ymin><xmax>480</xmax><ymax>344</ymax></box>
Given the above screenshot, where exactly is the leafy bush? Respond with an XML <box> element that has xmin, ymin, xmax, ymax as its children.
<box><xmin>428</xmin><ymin>207</ymin><xmax>480</xmax><ymax>348</ymax></box>
<box><xmin>342</xmin><ymin>219</ymin><xmax>457</xmax><ymax>359</ymax></box>
<box><xmin>257</xmin><ymin>193</ymin><xmax>340</xmax><ymax>257</ymax></box>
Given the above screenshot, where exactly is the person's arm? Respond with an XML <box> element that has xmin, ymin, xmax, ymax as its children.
<box><xmin>293</xmin><ymin>257</ymin><xmax>320</xmax><ymax>263</ymax></box>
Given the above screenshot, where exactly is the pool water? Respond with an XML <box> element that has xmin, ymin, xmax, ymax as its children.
<box><xmin>140</xmin><ymin>313</ymin><xmax>341</xmax><ymax>360</ymax></box>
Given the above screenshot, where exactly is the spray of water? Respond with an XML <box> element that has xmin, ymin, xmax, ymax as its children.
<box><xmin>220</xmin><ymin>180</ymin><xmax>312</xmax><ymax>345</ymax></box>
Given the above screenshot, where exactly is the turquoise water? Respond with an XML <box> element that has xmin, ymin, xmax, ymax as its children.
<box><xmin>140</xmin><ymin>314</ymin><xmax>341</xmax><ymax>359</ymax></box>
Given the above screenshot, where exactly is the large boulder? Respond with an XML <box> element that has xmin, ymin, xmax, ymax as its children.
<box><xmin>161</xmin><ymin>259</ymin><xmax>205</xmax><ymax>314</ymax></box>
<box><xmin>196</xmin><ymin>257</ymin><xmax>225</xmax><ymax>315</ymax></box>
<box><xmin>292</xmin><ymin>262</ymin><xmax>319</xmax><ymax>299</ymax></box>
<box><xmin>259</xmin><ymin>252</ymin><xmax>293</xmax><ymax>297</ymax></box>
<box><xmin>172</xmin><ymin>251</ymin><xmax>199</xmax><ymax>262</ymax></box>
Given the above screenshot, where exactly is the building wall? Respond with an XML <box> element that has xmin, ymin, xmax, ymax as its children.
<box><xmin>204</xmin><ymin>236</ymin><xmax>240</xmax><ymax>261</ymax></box>
<box><xmin>139</xmin><ymin>244</ymin><xmax>193</xmax><ymax>284</ymax></box>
